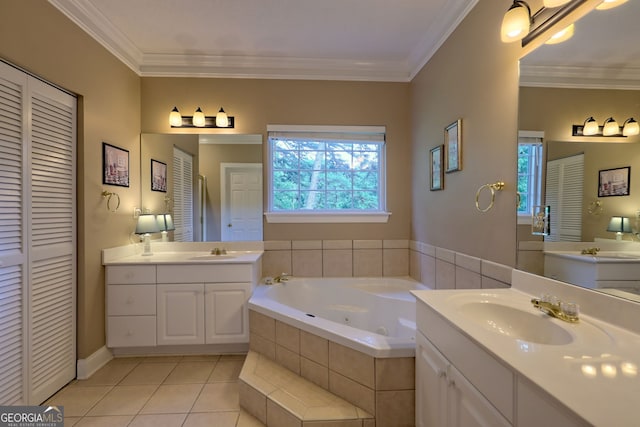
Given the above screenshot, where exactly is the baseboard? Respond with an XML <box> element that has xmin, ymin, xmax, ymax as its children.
<box><xmin>76</xmin><ymin>346</ymin><xmax>113</xmax><ymax>380</ymax></box>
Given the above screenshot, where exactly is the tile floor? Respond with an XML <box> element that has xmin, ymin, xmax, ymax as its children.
<box><xmin>45</xmin><ymin>354</ymin><xmax>265</xmax><ymax>427</ymax></box>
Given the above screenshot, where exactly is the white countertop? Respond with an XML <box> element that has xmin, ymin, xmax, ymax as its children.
<box><xmin>103</xmin><ymin>250</ymin><xmax>262</xmax><ymax>265</ymax></box>
<box><xmin>544</xmin><ymin>250</ymin><xmax>640</xmax><ymax>263</ymax></box>
<box><xmin>412</xmin><ymin>287</ymin><xmax>640</xmax><ymax>427</ymax></box>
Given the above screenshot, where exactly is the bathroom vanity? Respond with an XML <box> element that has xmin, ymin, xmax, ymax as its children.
<box><xmin>413</xmin><ymin>270</ymin><xmax>640</xmax><ymax>427</ymax></box>
<box><xmin>102</xmin><ymin>243</ymin><xmax>262</xmax><ymax>355</ymax></box>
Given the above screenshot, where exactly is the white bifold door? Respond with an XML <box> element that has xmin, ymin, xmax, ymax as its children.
<box><xmin>0</xmin><ymin>61</ymin><xmax>76</xmax><ymax>404</ymax></box>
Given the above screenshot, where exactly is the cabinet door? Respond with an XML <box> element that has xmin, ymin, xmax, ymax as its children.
<box><xmin>157</xmin><ymin>284</ymin><xmax>204</xmax><ymax>345</ymax></box>
<box><xmin>205</xmin><ymin>283</ymin><xmax>250</xmax><ymax>344</ymax></box>
<box><xmin>416</xmin><ymin>332</ymin><xmax>448</xmax><ymax>427</ymax></box>
<box><xmin>447</xmin><ymin>364</ymin><xmax>511</xmax><ymax>427</ymax></box>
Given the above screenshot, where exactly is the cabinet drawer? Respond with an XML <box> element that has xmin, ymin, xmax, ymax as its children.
<box><xmin>106</xmin><ymin>265</ymin><xmax>156</xmax><ymax>284</ymax></box>
<box><xmin>157</xmin><ymin>264</ymin><xmax>253</xmax><ymax>283</ymax></box>
<box><xmin>107</xmin><ymin>316</ymin><xmax>156</xmax><ymax>347</ymax></box>
<box><xmin>107</xmin><ymin>285</ymin><xmax>156</xmax><ymax>316</ymax></box>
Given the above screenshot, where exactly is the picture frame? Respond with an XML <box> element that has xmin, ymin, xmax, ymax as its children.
<box><xmin>445</xmin><ymin>119</ymin><xmax>462</xmax><ymax>173</ymax></box>
<box><xmin>102</xmin><ymin>142</ymin><xmax>129</xmax><ymax>187</ymax></box>
<box><xmin>151</xmin><ymin>159</ymin><xmax>168</xmax><ymax>192</ymax></box>
<box><xmin>598</xmin><ymin>166</ymin><xmax>630</xmax><ymax>197</ymax></box>
<box><xmin>430</xmin><ymin>145</ymin><xmax>444</xmax><ymax>191</ymax></box>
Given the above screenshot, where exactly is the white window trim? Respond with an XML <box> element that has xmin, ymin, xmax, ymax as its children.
<box><xmin>265</xmin><ymin>124</ymin><xmax>391</xmax><ymax>223</ymax></box>
<box><xmin>517</xmin><ymin>130</ymin><xmax>544</xmax><ymax>225</ymax></box>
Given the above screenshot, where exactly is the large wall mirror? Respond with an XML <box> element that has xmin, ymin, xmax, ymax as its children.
<box><xmin>516</xmin><ymin>0</ymin><xmax>640</xmax><ymax>302</ymax></box>
<box><xmin>141</xmin><ymin>133</ymin><xmax>263</xmax><ymax>242</ymax></box>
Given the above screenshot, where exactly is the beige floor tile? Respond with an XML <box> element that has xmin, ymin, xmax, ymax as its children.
<box><xmin>208</xmin><ymin>359</ymin><xmax>244</xmax><ymax>382</ymax></box>
<box><xmin>164</xmin><ymin>362</ymin><xmax>215</xmax><ymax>384</ymax></box>
<box><xmin>64</xmin><ymin>417</ymin><xmax>81</xmax><ymax>426</ymax></box>
<box><xmin>220</xmin><ymin>353</ymin><xmax>247</xmax><ymax>361</ymax></box>
<box><xmin>45</xmin><ymin>386</ymin><xmax>112</xmax><ymax>417</ymax></box>
<box><xmin>237</xmin><ymin>410</ymin><xmax>266</xmax><ymax>427</ymax></box>
<box><xmin>128</xmin><ymin>413</ymin><xmax>188</xmax><ymax>427</ymax></box>
<box><xmin>141</xmin><ymin>356</ymin><xmax>184</xmax><ymax>363</ymax></box>
<box><xmin>191</xmin><ymin>382</ymin><xmax>240</xmax><ymax>412</ymax></box>
<box><xmin>120</xmin><ymin>362</ymin><xmax>177</xmax><ymax>385</ymax></box>
<box><xmin>73</xmin><ymin>415</ymin><xmax>133</xmax><ymax>426</ymax></box>
<box><xmin>181</xmin><ymin>354</ymin><xmax>221</xmax><ymax>362</ymax></box>
<box><xmin>74</xmin><ymin>361</ymin><xmax>139</xmax><ymax>386</ymax></box>
<box><xmin>183</xmin><ymin>411</ymin><xmax>239</xmax><ymax>427</ymax></box>
<box><xmin>87</xmin><ymin>385</ymin><xmax>158</xmax><ymax>416</ymax></box>
<box><xmin>141</xmin><ymin>384</ymin><xmax>204</xmax><ymax>414</ymax></box>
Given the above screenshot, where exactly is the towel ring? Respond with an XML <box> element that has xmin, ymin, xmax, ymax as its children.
<box><xmin>475</xmin><ymin>181</ymin><xmax>505</xmax><ymax>213</ymax></box>
<box><xmin>101</xmin><ymin>190</ymin><xmax>120</xmax><ymax>212</ymax></box>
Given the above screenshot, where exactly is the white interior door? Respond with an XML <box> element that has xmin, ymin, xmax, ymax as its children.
<box><xmin>221</xmin><ymin>163</ymin><xmax>263</xmax><ymax>241</ymax></box>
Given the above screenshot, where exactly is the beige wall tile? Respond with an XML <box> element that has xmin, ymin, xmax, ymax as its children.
<box><xmin>353</xmin><ymin>249</ymin><xmax>383</xmax><ymax>277</ymax></box>
<box><xmin>481</xmin><ymin>260</ymin><xmax>513</xmax><ymax>284</ymax></box>
<box><xmin>323</xmin><ymin>250</ymin><xmax>353</xmax><ymax>277</ymax></box>
<box><xmin>239</xmin><ymin>382</ymin><xmax>267</xmax><ymax>425</ymax></box>
<box><xmin>276</xmin><ymin>344</ymin><xmax>301</xmax><ymax>375</ymax></box>
<box><xmin>237</xmin><ymin>410</ymin><xmax>266</xmax><ymax>427</ymax></box>
<box><xmin>300</xmin><ymin>357</ymin><xmax>329</xmax><ymax>390</ymax></box>
<box><xmin>456</xmin><ymin>252</ymin><xmax>481</xmax><ymax>273</ymax></box>
<box><xmin>329</xmin><ymin>343</ymin><xmax>374</xmax><ymax>388</ymax></box>
<box><xmin>300</xmin><ymin>331</ymin><xmax>329</xmax><ymax>367</ymax></box>
<box><xmin>383</xmin><ymin>239</ymin><xmax>409</xmax><ymax>249</ymax></box>
<box><xmin>420</xmin><ymin>253</ymin><xmax>436</xmax><ymax>288</ymax></box>
<box><xmin>455</xmin><ymin>266</ymin><xmax>482</xmax><ymax>290</ymax></box>
<box><xmin>267</xmin><ymin>399</ymin><xmax>302</xmax><ymax>427</ymax></box>
<box><xmin>409</xmin><ymin>250</ymin><xmax>421</xmax><ymax>281</ymax></box>
<box><xmin>482</xmin><ymin>276</ymin><xmax>510</xmax><ymax>289</ymax></box>
<box><xmin>262</xmin><ymin>250</ymin><xmax>292</xmax><ymax>278</ymax></box>
<box><xmin>353</xmin><ymin>240</ymin><xmax>382</xmax><ymax>249</ymax></box>
<box><xmin>276</xmin><ymin>321</ymin><xmax>301</xmax><ymax>353</ymax></box>
<box><xmin>303</xmin><ymin>420</ymin><xmax>363</xmax><ymax>427</ymax></box>
<box><xmin>435</xmin><ymin>259</ymin><xmax>455</xmax><ymax>290</ymax></box>
<box><xmin>293</xmin><ymin>250</ymin><xmax>323</xmax><ymax>277</ymax></box>
<box><xmin>328</xmin><ymin>371</ymin><xmax>375</xmax><ymax>416</ymax></box>
<box><xmin>375</xmin><ymin>357</ymin><xmax>415</xmax><ymax>391</ymax></box>
<box><xmin>435</xmin><ymin>247</ymin><xmax>456</xmax><ymax>263</ymax></box>
<box><xmin>382</xmin><ymin>248</ymin><xmax>409</xmax><ymax>276</ymax></box>
<box><xmin>264</xmin><ymin>240</ymin><xmax>292</xmax><ymax>250</ymax></box>
<box><xmin>363</xmin><ymin>419</ymin><xmax>376</xmax><ymax>427</ymax></box>
<box><xmin>249</xmin><ymin>310</ymin><xmax>276</xmax><ymax>341</ymax></box>
<box><xmin>375</xmin><ymin>390</ymin><xmax>415</xmax><ymax>427</ymax></box>
<box><xmin>323</xmin><ymin>240</ymin><xmax>353</xmax><ymax>249</ymax></box>
<box><xmin>249</xmin><ymin>332</ymin><xmax>276</xmax><ymax>360</ymax></box>
<box><xmin>292</xmin><ymin>240</ymin><xmax>323</xmax><ymax>250</ymax></box>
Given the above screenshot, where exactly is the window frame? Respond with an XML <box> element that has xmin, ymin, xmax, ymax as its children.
<box><xmin>265</xmin><ymin>125</ymin><xmax>391</xmax><ymax>223</ymax></box>
<box><xmin>517</xmin><ymin>131</ymin><xmax>544</xmax><ymax>225</ymax></box>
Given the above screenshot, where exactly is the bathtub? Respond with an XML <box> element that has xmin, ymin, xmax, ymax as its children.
<box><xmin>248</xmin><ymin>276</ymin><xmax>429</xmax><ymax>358</ymax></box>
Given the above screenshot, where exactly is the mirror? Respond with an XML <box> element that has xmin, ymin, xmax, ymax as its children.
<box><xmin>516</xmin><ymin>0</ymin><xmax>640</xmax><ymax>301</ymax></box>
<box><xmin>141</xmin><ymin>133</ymin><xmax>263</xmax><ymax>242</ymax></box>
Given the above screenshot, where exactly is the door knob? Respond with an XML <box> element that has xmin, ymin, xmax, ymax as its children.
<box><xmin>227</xmin><ymin>224</ymin><xmax>232</xmax><ymax>227</ymax></box>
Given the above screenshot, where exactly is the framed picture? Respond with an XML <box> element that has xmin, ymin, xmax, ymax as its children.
<box><xmin>430</xmin><ymin>145</ymin><xmax>444</xmax><ymax>191</ymax></box>
<box><xmin>445</xmin><ymin>119</ymin><xmax>462</xmax><ymax>173</ymax></box>
<box><xmin>598</xmin><ymin>166</ymin><xmax>630</xmax><ymax>197</ymax></box>
<box><xmin>102</xmin><ymin>142</ymin><xmax>129</xmax><ymax>187</ymax></box>
<box><xmin>151</xmin><ymin>159</ymin><xmax>167</xmax><ymax>192</ymax></box>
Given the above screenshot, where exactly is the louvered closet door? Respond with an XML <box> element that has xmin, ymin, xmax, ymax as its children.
<box><xmin>545</xmin><ymin>154</ymin><xmax>584</xmax><ymax>242</ymax></box>
<box><xmin>28</xmin><ymin>77</ymin><xmax>76</xmax><ymax>404</ymax></box>
<box><xmin>173</xmin><ymin>147</ymin><xmax>194</xmax><ymax>242</ymax></box>
<box><xmin>0</xmin><ymin>62</ymin><xmax>28</xmax><ymax>405</ymax></box>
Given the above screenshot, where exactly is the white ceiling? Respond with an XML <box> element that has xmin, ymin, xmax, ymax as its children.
<box><xmin>48</xmin><ymin>0</ymin><xmax>478</xmax><ymax>82</ymax></box>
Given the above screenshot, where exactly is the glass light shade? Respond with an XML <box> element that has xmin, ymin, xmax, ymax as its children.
<box><xmin>501</xmin><ymin>2</ymin><xmax>531</xmax><ymax>43</ymax></box>
<box><xmin>216</xmin><ymin>108</ymin><xmax>229</xmax><ymax>127</ymax></box>
<box><xmin>545</xmin><ymin>23</ymin><xmax>574</xmax><ymax>45</ymax></box>
<box><xmin>169</xmin><ymin>107</ymin><xmax>182</xmax><ymax>127</ymax></box>
<box><xmin>192</xmin><ymin>107</ymin><xmax>206</xmax><ymax>127</ymax></box>
<box><xmin>596</xmin><ymin>0</ymin><xmax>628</xmax><ymax>10</ymax></box>
<box><xmin>602</xmin><ymin>117</ymin><xmax>619</xmax><ymax>136</ymax></box>
<box><xmin>156</xmin><ymin>214</ymin><xmax>175</xmax><ymax>231</ymax></box>
<box><xmin>607</xmin><ymin>216</ymin><xmax>631</xmax><ymax>241</ymax></box>
<box><xmin>623</xmin><ymin>118</ymin><xmax>639</xmax><ymax>136</ymax></box>
<box><xmin>543</xmin><ymin>0</ymin><xmax>571</xmax><ymax>6</ymax></box>
<box><xmin>583</xmin><ymin>117</ymin><xmax>598</xmax><ymax>136</ymax></box>
<box><xmin>135</xmin><ymin>214</ymin><xmax>161</xmax><ymax>234</ymax></box>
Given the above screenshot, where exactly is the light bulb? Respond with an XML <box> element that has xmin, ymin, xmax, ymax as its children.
<box><xmin>596</xmin><ymin>0</ymin><xmax>629</xmax><ymax>10</ymax></box>
<box><xmin>193</xmin><ymin>107</ymin><xmax>206</xmax><ymax>127</ymax></box>
<box><xmin>169</xmin><ymin>107</ymin><xmax>182</xmax><ymax>127</ymax></box>
<box><xmin>216</xmin><ymin>108</ymin><xmax>229</xmax><ymax>127</ymax></box>
<box><xmin>602</xmin><ymin>117</ymin><xmax>619</xmax><ymax>136</ymax></box>
<box><xmin>501</xmin><ymin>1</ymin><xmax>531</xmax><ymax>43</ymax></box>
<box><xmin>583</xmin><ymin>117</ymin><xmax>598</xmax><ymax>136</ymax></box>
<box><xmin>623</xmin><ymin>118</ymin><xmax>639</xmax><ymax>136</ymax></box>
<box><xmin>545</xmin><ymin>23</ymin><xmax>574</xmax><ymax>45</ymax></box>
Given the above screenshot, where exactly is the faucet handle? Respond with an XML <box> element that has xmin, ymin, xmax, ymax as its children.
<box><xmin>561</xmin><ymin>302</ymin><xmax>579</xmax><ymax>317</ymax></box>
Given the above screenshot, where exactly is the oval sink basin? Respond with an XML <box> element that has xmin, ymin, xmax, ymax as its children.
<box><xmin>459</xmin><ymin>302</ymin><xmax>574</xmax><ymax>345</ymax></box>
<box><xmin>189</xmin><ymin>254</ymin><xmax>237</xmax><ymax>261</ymax></box>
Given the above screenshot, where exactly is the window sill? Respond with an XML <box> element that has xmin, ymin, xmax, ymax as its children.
<box><xmin>264</xmin><ymin>212</ymin><xmax>391</xmax><ymax>223</ymax></box>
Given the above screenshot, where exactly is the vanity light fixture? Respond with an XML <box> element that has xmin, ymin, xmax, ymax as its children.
<box><xmin>545</xmin><ymin>23</ymin><xmax>574</xmax><ymax>44</ymax></box>
<box><xmin>622</xmin><ymin>118</ymin><xmax>639</xmax><ymax>136</ymax></box>
<box><xmin>135</xmin><ymin>214</ymin><xmax>161</xmax><ymax>256</ymax></box>
<box><xmin>607</xmin><ymin>216</ymin><xmax>631</xmax><ymax>241</ymax></box>
<box><xmin>543</xmin><ymin>0</ymin><xmax>572</xmax><ymax>7</ymax></box>
<box><xmin>582</xmin><ymin>117</ymin><xmax>598</xmax><ymax>136</ymax></box>
<box><xmin>169</xmin><ymin>107</ymin><xmax>235</xmax><ymax>129</ymax></box>
<box><xmin>156</xmin><ymin>213</ymin><xmax>175</xmax><ymax>242</ymax></box>
<box><xmin>602</xmin><ymin>117</ymin><xmax>619</xmax><ymax>136</ymax></box>
<box><xmin>572</xmin><ymin>116</ymin><xmax>638</xmax><ymax>137</ymax></box>
<box><xmin>595</xmin><ymin>0</ymin><xmax>628</xmax><ymax>10</ymax></box>
<box><xmin>501</xmin><ymin>1</ymin><xmax>532</xmax><ymax>43</ymax></box>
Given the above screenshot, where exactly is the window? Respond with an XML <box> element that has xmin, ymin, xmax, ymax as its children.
<box><xmin>517</xmin><ymin>131</ymin><xmax>544</xmax><ymax>224</ymax></box>
<box><xmin>265</xmin><ymin>125</ymin><xmax>389</xmax><ymax>223</ymax></box>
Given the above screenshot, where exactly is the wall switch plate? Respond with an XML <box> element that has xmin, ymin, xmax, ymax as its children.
<box><xmin>636</xmin><ymin>210</ymin><xmax>640</xmax><ymax>220</ymax></box>
<box><xmin>133</xmin><ymin>207</ymin><xmax>141</xmax><ymax>219</ymax></box>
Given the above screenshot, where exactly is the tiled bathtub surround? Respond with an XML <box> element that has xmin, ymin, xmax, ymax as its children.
<box><xmin>246</xmin><ymin>310</ymin><xmax>415</xmax><ymax>427</ymax></box>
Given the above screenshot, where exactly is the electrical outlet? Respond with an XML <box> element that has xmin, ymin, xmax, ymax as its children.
<box><xmin>133</xmin><ymin>207</ymin><xmax>141</xmax><ymax>219</ymax></box>
<box><xmin>636</xmin><ymin>209</ymin><xmax>640</xmax><ymax>220</ymax></box>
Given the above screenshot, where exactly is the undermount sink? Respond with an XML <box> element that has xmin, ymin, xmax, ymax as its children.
<box><xmin>459</xmin><ymin>302</ymin><xmax>574</xmax><ymax>345</ymax></box>
<box><xmin>189</xmin><ymin>254</ymin><xmax>237</xmax><ymax>260</ymax></box>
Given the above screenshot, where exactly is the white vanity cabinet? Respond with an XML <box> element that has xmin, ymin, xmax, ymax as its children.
<box><xmin>157</xmin><ymin>283</ymin><xmax>205</xmax><ymax>345</ymax></box>
<box><xmin>416</xmin><ymin>331</ymin><xmax>510</xmax><ymax>427</ymax></box>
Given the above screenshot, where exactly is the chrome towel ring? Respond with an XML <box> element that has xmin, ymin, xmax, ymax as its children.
<box><xmin>102</xmin><ymin>190</ymin><xmax>121</xmax><ymax>212</ymax></box>
<box><xmin>475</xmin><ymin>181</ymin><xmax>505</xmax><ymax>213</ymax></box>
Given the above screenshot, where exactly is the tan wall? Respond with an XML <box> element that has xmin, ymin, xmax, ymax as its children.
<box><xmin>520</xmin><ymin>86</ymin><xmax>640</xmax><ymax>241</ymax></box>
<box><xmin>140</xmin><ymin>78</ymin><xmax>412</xmax><ymax>240</ymax></box>
<box><xmin>0</xmin><ymin>2</ymin><xmax>141</xmax><ymax>358</ymax></box>
<box><xmin>410</xmin><ymin>1</ymin><xmax>521</xmax><ymax>266</ymax></box>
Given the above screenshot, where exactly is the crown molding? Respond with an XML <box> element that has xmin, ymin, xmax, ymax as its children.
<box><xmin>520</xmin><ymin>64</ymin><xmax>640</xmax><ymax>90</ymax></box>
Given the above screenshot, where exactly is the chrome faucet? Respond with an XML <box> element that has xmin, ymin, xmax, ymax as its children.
<box><xmin>531</xmin><ymin>295</ymin><xmax>579</xmax><ymax>323</ymax></box>
<box><xmin>274</xmin><ymin>273</ymin><xmax>290</xmax><ymax>283</ymax></box>
<box><xmin>581</xmin><ymin>247</ymin><xmax>600</xmax><ymax>255</ymax></box>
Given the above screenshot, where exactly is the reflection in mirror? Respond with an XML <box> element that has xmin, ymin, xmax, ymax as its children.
<box><xmin>141</xmin><ymin>134</ymin><xmax>263</xmax><ymax>242</ymax></box>
<box><xmin>516</xmin><ymin>0</ymin><xmax>640</xmax><ymax>303</ymax></box>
